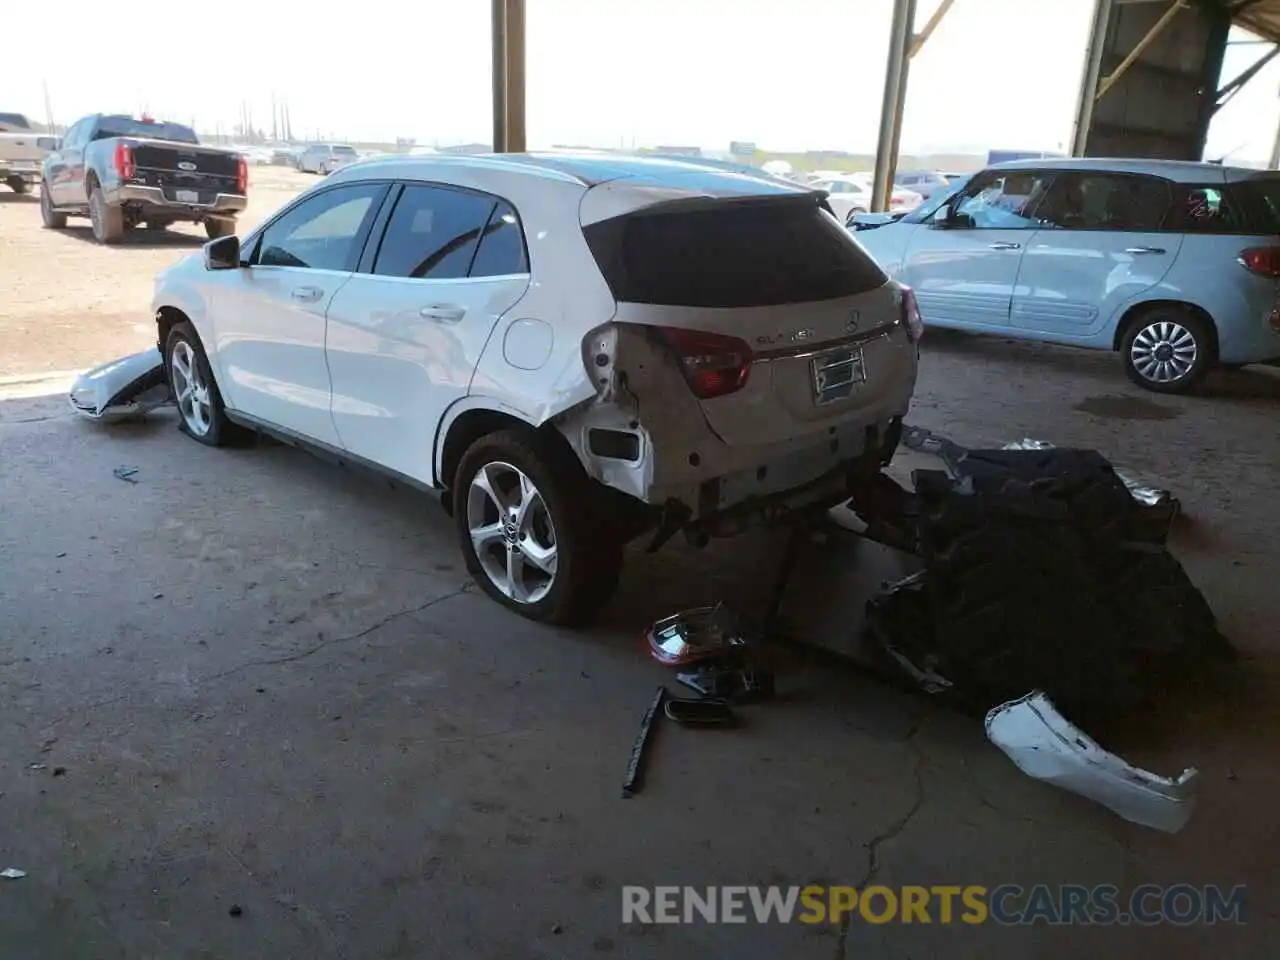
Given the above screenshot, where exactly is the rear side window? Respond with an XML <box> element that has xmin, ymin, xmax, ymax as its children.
<box><xmin>1034</xmin><ymin>172</ymin><xmax>1172</xmax><ymax>231</ymax></box>
<box><xmin>583</xmin><ymin>199</ymin><xmax>886</xmax><ymax>308</ymax></box>
<box><xmin>470</xmin><ymin>201</ymin><xmax>529</xmax><ymax>276</ymax></box>
<box><xmin>1178</xmin><ymin>180</ymin><xmax>1280</xmax><ymax>235</ymax></box>
<box><xmin>372</xmin><ymin>184</ymin><xmax>496</xmax><ymax>280</ymax></box>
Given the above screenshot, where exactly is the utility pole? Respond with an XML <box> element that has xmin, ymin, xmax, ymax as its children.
<box><xmin>271</xmin><ymin>94</ymin><xmax>278</xmax><ymax>141</ymax></box>
<box><xmin>42</xmin><ymin>81</ymin><xmax>55</xmax><ymax>131</ymax></box>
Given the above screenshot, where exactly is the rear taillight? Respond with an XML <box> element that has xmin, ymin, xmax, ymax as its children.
<box><xmin>113</xmin><ymin>142</ymin><xmax>135</xmax><ymax>180</ymax></box>
<box><xmin>1238</xmin><ymin>246</ymin><xmax>1280</xmax><ymax>278</ymax></box>
<box><xmin>899</xmin><ymin>284</ymin><xmax>924</xmax><ymax>342</ymax></box>
<box><xmin>659</xmin><ymin>327</ymin><xmax>753</xmax><ymax>400</ymax></box>
<box><xmin>236</xmin><ymin>156</ymin><xmax>248</xmax><ymax>194</ymax></box>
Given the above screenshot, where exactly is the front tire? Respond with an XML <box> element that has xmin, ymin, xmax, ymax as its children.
<box><xmin>1121</xmin><ymin>306</ymin><xmax>1213</xmax><ymax>394</ymax></box>
<box><xmin>165</xmin><ymin>321</ymin><xmax>236</xmax><ymax>446</ymax></box>
<box><xmin>7</xmin><ymin>176</ymin><xmax>30</xmax><ymax>194</ymax></box>
<box><xmin>88</xmin><ymin>186</ymin><xmax>124</xmax><ymax>244</ymax></box>
<box><xmin>454</xmin><ymin>429</ymin><xmax>623</xmax><ymax>625</ymax></box>
<box><xmin>39</xmin><ymin>182</ymin><xmax>66</xmax><ymax>229</ymax></box>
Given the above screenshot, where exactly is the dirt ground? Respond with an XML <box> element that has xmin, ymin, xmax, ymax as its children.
<box><xmin>1</xmin><ymin>172</ymin><xmax>1279</xmax><ymax>957</ymax></box>
<box><xmin>0</xmin><ymin>166</ymin><xmax>311</xmax><ymax>378</ymax></box>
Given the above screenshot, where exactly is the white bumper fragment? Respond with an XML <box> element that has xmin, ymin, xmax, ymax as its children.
<box><xmin>68</xmin><ymin>348</ymin><xmax>169</xmax><ymax>422</ymax></box>
<box><xmin>985</xmin><ymin>691</ymin><xmax>1199</xmax><ymax>833</ymax></box>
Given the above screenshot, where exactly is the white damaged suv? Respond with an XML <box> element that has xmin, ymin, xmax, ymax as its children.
<box><xmin>151</xmin><ymin>153</ymin><xmax>920</xmax><ymax>622</ymax></box>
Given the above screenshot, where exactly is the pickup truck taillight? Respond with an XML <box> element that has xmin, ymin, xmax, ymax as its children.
<box><xmin>113</xmin><ymin>142</ymin><xmax>135</xmax><ymax>180</ymax></box>
<box><xmin>237</xmin><ymin>156</ymin><xmax>248</xmax><ymax>194</ymax></box>
<box><xmin>1238</xmin><ymin>246</ymin><xmax>1280</xmax><ymax>278</ymax></box>
<box><xmin>659</xmin><ymin>327</ymin><xmax>753</xmax><ymax>400</ymax></box>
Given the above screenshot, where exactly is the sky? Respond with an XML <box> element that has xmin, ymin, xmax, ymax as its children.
<box><xmin>3</xmin><ymin>0</ymin><xmax>1278</xmax><ymax>162</ymax></box>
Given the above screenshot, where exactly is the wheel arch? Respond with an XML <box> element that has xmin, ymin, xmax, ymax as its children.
<box><xmin>155</xmin><ymin>305</ymin><xmax>191</xmax><ymax>353</ymax></box>
<box><xmin>1112</xmin><ymin>299</ymin><xmax>1219</xmax><ymax>360</ymax></box>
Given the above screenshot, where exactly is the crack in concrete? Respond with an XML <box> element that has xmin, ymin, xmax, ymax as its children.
<box><xmin>834</xmin><ymin>713</ymin><xmax>930</xmax><ymax>960</ymax></box>
<box><xmin>198</xmin><ymin>584</ymin><xmax>471</xmax><ymax>685</ymax></box>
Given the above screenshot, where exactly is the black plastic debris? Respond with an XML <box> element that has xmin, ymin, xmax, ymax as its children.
<box><xmin>621</xmin><ymin>686</ymin><xmax>667</xmax><ymax>799</ymax></box>
<box><xmin>855</xmin><ymin>445</ymin><xmax>1233</xmax><ymax>713</ymax></box>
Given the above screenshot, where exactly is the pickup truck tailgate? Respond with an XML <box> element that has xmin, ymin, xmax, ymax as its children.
<box><xmin>0</xmin><ymin>132</ymin><xmax>50</xmax><ymax>164</ymax></box>
<box><xmin>127</xmin><ymin>139</ymin><xmax>241</xmax><ymax>201</ymax></box>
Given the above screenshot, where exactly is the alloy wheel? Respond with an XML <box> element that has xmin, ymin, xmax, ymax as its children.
<box><xmin>466</xmin><ymin>461</ymin><xmax>558</xmax><ymax>604</ymax></box>
<box><xmin>170</xmin><ymin>340</ymin><xmax>213</xmax><ymax>436</ymax></box>
<box><xmin>1129</xmin><ymin>320</ymin><xmax>1197</xmax><ymax>385</ymax></box>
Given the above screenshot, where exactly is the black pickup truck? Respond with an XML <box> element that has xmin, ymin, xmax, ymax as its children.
<box><xmin>40</xmin><ymin>114</ymin><xmax>247</xmax><ymax>244</ymax></box>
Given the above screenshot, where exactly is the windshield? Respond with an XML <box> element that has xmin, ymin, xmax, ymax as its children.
<box><xmin>94</xmin><ymin>117</ymin><xmax>199</xmax><ymax>144</ymax></box>
<box><xmin>900</xmin><ymin>174</ymin><xmax>972</xmax><ymax>223</ymax></box>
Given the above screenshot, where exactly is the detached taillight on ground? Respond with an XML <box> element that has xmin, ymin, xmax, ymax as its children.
<box><xmin>899</xmin><ymin>284</ymin><xmax>924</xmax><ymax>342</ymax></box>
<box><xmin>659</xmin><ymin>327</ymin><xmax>753</xmax><ymax>399</ymax></box>
<box><xmin>113</xmin><ymin>143</ymin><xmax>135</xmax><ymax>181</ymax></box>
<box><xmin>237</xmin><ymin>156</ymin><xmax>249</xmax><ymax>194</ymax></box>
<box><xmin>1238</xmin><ymin>246</ymin><xmax>1280</xmax><ymax>278</ymax></box>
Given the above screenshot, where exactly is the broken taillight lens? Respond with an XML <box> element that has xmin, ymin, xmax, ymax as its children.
<box><xmin>113</xmin><ymin>142</ymin><xmax>135</xmax><ymax>180</ymax></box>
<box><xmin>1239</xmin><ymin>246</ymin><xmax>1280</xmax><ymax>278</ymax></box>
<box><xmin>659</xmin><ymin>327</ymin><xmax>753</xmax><ymax>400</ymax></box>
<box><xmin>899</xmin><ymin>284</ymin><xmax>924</xmax><ymax>342</ymax></box>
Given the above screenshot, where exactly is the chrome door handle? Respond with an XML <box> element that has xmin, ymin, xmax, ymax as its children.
<box><xmin>291</xmin><ymin>286</ymin><xmax>323</xmax><ymax>303</ymax></box>
<box><xmin>1125</xmin><ymin>246</ymin><xmax>1166</xmax><ymax>255</ymax></box>
<box><xmin>989</xmin><ymin>241</ymin><xmax>1021</xmax><ymax>250</ymax></box>
<box><xmin>419</xmin><ymin>304</ymin><xmax>466</xmax><ymax>323</ymax></box>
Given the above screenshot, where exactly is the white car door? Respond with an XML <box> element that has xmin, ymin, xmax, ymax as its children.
<box><xmin>1012</xmin><ymin>171</ymin><xmax>1183</xmax><ymax>340</ymax></box>
<box><xmin>209</xmin><ymin>181</ymin><xmax>389</xmax><ymax>446</ymax></box>
<box><xmin>901</xmin><ymin>169</ymin><xmax>1054</xmax><ymax>329</ymax></box>
<box><xmin>325</xmin><ymin>183</ymin><xmax>531</xmax><ymax>485</ymax></box>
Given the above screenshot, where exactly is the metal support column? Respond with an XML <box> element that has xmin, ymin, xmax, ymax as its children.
<box><xmin>1271</xmin><ymin>95</ymin><xmax>1280</xmax><ymax>169</ymax></box>
<box><xmin>1071</xmin><ymin>0</ymin><xmax>1114</xmax><ymax>156</ymax></box>
<box><xmin>491</xmin><ymin>0</ymin><xmax>526</xmax><ymax>153</ymax></box>
<box><xmin>871</xmin><ymin>0</ymin><xmax>918</xmax><ymax>213</ymax></box>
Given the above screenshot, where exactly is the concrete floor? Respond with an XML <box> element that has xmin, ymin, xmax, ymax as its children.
<box><xmin>1</xmin><ymin>334</ymin><xmax>1277</xmax><ymax>958</ymax></box>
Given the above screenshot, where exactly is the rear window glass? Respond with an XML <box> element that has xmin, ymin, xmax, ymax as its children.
<box><xmin>94</xmin><ymin>118</ymin><xmax>198</xmax><ymax>144</ymax></box>
<box><xmin>333</xmin><ymin>145</ymin><xmax>357</xmax><ymax>155</ymax></box>
<box><xmin>583</xmin><ymin>199</ymin><xmax>887</xmax><ymax>308</ymax></box>
<box><xmin>1180</xmin><ymin>180</ymin><xmax>1280</xmax><ymax>235</ymax></box>
<box><xmin>0</xmin><ymin>112</ymin><xmax>31</xmax><ymax>130</ymax></box>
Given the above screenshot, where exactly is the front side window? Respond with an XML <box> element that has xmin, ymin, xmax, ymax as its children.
<box><xmin>1034</xmin><ymin>173</ymin><xmax>1172</xmax><ymax>231</ymax></box>
<box><xmin>255</xmin><ymin>183</ymin><xmax>385</xmax><ymax>271</ymax></box>
<box><xmin>372</xmin><ymin>184</ymin><xmax>497</xmax><ymax>280</ymax></box>
<box><xmin>949</xmin><ymin>170</ymin><xmax>1055</xmax><ymax>229</ymax></box>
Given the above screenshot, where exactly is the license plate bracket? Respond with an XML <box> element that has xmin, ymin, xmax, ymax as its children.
<box><xmin>811</xmin><ymin>347</ymin><xmax>866</xmax><ymax>405</ymax></box>
<box><xmin>175</xmin><ymin>189</ymin><xmax>200</xmax><ymax>204</ymax></box>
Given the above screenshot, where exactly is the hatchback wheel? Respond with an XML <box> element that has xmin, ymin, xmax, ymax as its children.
<box><xmin>165</xmin><ymin>321</ymin><xmax>237</xmax><ymax>446</ymax></box>
<box><xmin>455</xmin><ymin>429</ymin><xmax>622</xmax><ymax>625</ymax></box>
<box><xmin>1121</xmin><ymin>308</ymin><xmax>1212</xmax><ymax>394</ymax></box>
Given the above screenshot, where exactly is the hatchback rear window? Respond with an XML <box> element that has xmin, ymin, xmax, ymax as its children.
<box><xmin>333</xmin><ymin>145</ymin><xmax>357</xmax><ymax>155</ymax></box>
<box><xmin>583</xmin><ymin>199</ymin><xmax>887</xmax><ymax>307</ymax></box>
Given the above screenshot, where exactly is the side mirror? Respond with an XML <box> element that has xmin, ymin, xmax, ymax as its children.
<box><xmin>931</xmin><ymin>209</ymin><xmax>975</xmax><ymax>230</ymax></box>
<box><xmin>204</xmin><ymin>235</ymin><xmax>241</xmax><ymax>270</ymax></box>
<box><xmin>36</xmin><ymin>137</ymin><xmax>60</xmax><ymax>151</ymax></box>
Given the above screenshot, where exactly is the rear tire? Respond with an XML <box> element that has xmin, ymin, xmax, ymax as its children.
<box><xmin>7</xmin><ymin>176</ymin><xmax>30</xmax><ymax>194</ymax></box>
<box><xmin>88</xmin><ymin>186</ymin><xmax>124</xmax><ymax>244</ymax></box>
<box><xmin>164</xmin><ymin>321</ymin><xmax>238</xmax><ymax>447</ymax></box>
<box><xmin>39</xmin><ymin>182</ymin><xmax>66</xmax><ymax>229</ymax></box>
<box><xmin>1120</xmin><ymin>306</ymin><xmax>1213</xmax><ymax>394</ymax></box>
<box><xmin>454</xmin><ymin>428</ymin><xmax>623</xmax><ymax>625</ymax></box>
<box><xmin>205</xmin><ymin>217</ymin><xmax>235</xmax><ymax>239</ymax></box>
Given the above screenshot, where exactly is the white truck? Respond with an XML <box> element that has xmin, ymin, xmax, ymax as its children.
<box><xmin>0</xmin><ymin>112</ymin><xmax>57</xmax><ymax>195</ymax></box>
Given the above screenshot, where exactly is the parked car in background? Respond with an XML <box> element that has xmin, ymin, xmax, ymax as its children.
<box><xmin>0</xmin><ymin>112</ymin><xmax>58</xmax><ymax>194</ymax></box>
<box><xmin>895</xmin><ymin>170</ymin><xmax>953</xmax><ymax>202</ymax></box>
<box><xmin>40</xmin><ymin>114</ymin><xmax>247</xmax><ymax>243</ymax></box>
<box><xmin>296</xmin><ymin>143</ymin><xmax>360</xmax><ymax>174</ymax></box>
<box><xmin>852</xmin><ymin>157</ymin><xmax>1280</xmax><ymax>393</ymax></box>
<box><xmin>150</xmin><ymin>153</ymin><xmax>920</xmax><ymax>623</ymax></box>
<box><xmin>270</xmin><ymin>146</ymin><xmax>299</xmax><ymax>166</ymax></box>
<box><xmin>818</xmin><ymin>175</ymin><xmax>876</xmax><ymax>219</ymax></box>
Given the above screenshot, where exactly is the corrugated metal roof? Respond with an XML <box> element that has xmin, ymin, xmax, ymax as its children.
<box><xmin>1231</xmin><ymin>0</ymin><xmax>1280</xmax><ymax>44</ymax></box>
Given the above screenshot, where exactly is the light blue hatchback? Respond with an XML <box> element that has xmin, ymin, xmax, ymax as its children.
<box><xmin>851</xmin><ymin>158</ymin><xmax>1280</xmax><ymax>393</ymax></box>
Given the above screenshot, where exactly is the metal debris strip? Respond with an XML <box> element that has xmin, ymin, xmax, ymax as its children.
<box><xmin>985</xmin><ymin>691</ymin><xmax>1199</xmax><ymax>833</ymax></box>
<box><xmin>1</xmin><ymin>868</ymin><xmax>26</xmax><ymax>879</ymax></box>
<box><xmin>112</xmin><ymin>466</ymin><xmax>140</xmax><ymax>484</ymax></box>
<box><xmin>622</xmin><ymin>686</ymin><xmax>667</xmax><ymax>799</ymax></box>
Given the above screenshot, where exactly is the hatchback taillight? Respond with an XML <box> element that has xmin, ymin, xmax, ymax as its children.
<box><xmin>1239</xmin><ymin>246</ymin><xmax>1280</xmax><ymax>278</ymax></box>
<box><xmin>899</xmin><ymin>284</ymin><xmax>924</xmax><ymax>342</ymax></box>
<box><xmin>659</xmin><ymin>327</ymin><xmax>753</xmax><ymax>399</ymax></box>
<box><xmin>237</xmin><ymin>156</ymin><xmax>248</xmax><ymax>194</ymax></box>
<box><xmin>113</xmin><ymin>142</ymin><xmax>135</xmax><ymax>180</ymax></box>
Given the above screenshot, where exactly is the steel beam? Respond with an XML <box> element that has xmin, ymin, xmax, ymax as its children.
<box><xmin>908</xmin><ymin>0</ymin><xmax>954</xmax><ymax>58</ymax></box>
<box><xmin>1271</xmin><ymin>93</ymin><xmax>1280</xmax><ymax>168</ymax></box>
<box><xmin>1095</xmin><ymin>0</ymin><xmax>1186</xmax><ymax>102</ymax></box>
<box><xmin>871</xmin><ymin>0</ymin><xmax>918</xmax><ymax>213</ymax></box>
<box><xmin>1071</xmin><ymin>0</ymin><xmax>1114</xmax><ymax>155</ymax></box>
<box><xmin>491</xmin><ymin>0</ymin><xmax>526</xmax><ymax>153</ymax></box>
<box><xmin>1213</xmin><ymin>43</ymin><xmax>1280</xmax><ymax>112</ymax></box>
